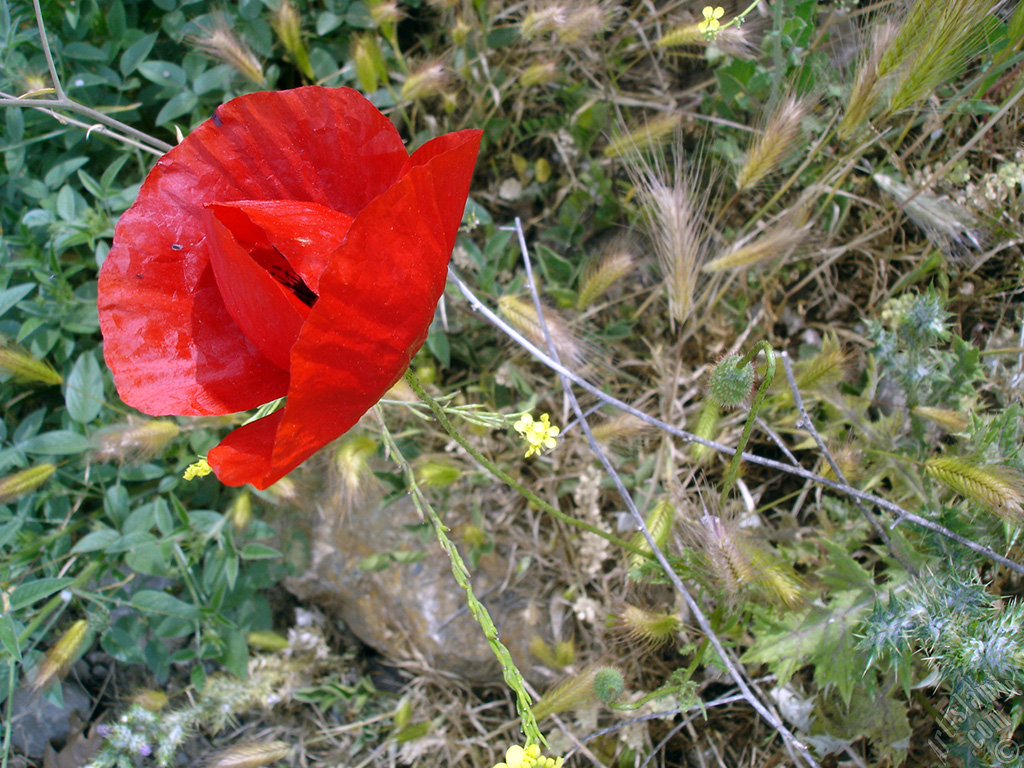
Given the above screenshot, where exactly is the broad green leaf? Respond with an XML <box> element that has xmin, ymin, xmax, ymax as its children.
<box><xmin>0</xmin><ymin>284</ymin><xmax>34</xmax><ymax>318</ymax></box>
<box><xmin>43</xmin><ymin>157</ymin><xmax>89</xmax><ymax>188</ymax></box>
<box><xmin>0</xmin><ymin>518</ymin><xmax>22</xmax><ymax>548</ymax></box>
<box><xmin>0</xmin><ymin>615</ymin><xmax>22</xmax><ymax>660</ymax></box>
<box><xmin>120</xmin><ymin>32</ymin><xmax>157</xmax><ymax>76</ymax></box>
<box><xmin>66</xmin><ymin>351</ymin><xmax>104</xmax><ymax>423</ymax></box>
<box><xmin>71</xmin><ymin>528</ymin><xmax>120</xmax><ymax>553</ymax></box>
<box><xmin>107</xmin><ymin>0</ymin><xmax>126</xmax><ymax>41</ymax></box>
<box><xmin>130</xmin><ymin>590</ymin><xmax>199</xmax><ymax>621</ymax></box>
<box><xmin>137</xmin><ymin>60</ymin><xmax>187</xmax><ymax>89</ymax></box>
<box><xmin>156</xmin><ymin>91</ymin><xmax>198</xmax><ymax>126</ymax></box>
<box><xmin>55</xmin><ymin>185</ymin><xmax>78</xmax><ymax>222</ymax></box>
<box><xmin>21</xmin><ymin>430</ymin><xmax>91</xmax><ymax>455</ymax></box>
<box><xmin>63</xmin><ymin>41</ymin><xmax>109</xmax><ymax>61</ymax></box>
<box><xmin>10</xmin><ymin>577</ymin><xmax>75</xmax><ymax>610</ymax></box>
<box><xmin>223</xmin><ymin>629</ymin><xmax>248</xmax><ymax>679</ymax></box>
<box><xmin>239</xmin><ymin>543</ymin><xmax>282</xmax><ymax>560</ymax></box>
<box><xmin>742</xmin><ymin>589</ymin><xmax>871</xmax><ymax>705</ymax></box>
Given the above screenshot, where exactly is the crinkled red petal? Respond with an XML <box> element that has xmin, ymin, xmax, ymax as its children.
<box><xmin>206</xmin><ymin>200</ymin><xmax>354</xmax><ymax>294</ymax></box>
<box><xmin>98</xmin><ymin>87</ymin><xmax>408</xmax><ymax>416</ymax></box>
<box><xmin>208</xmin><ymin>129</ymin><xmax>483</xmax><ymax>488</ymax></box>
<box><xmin>204</xmin><ymin>208</ymin><xmax>309</xmax><ymax>372</ymax></box>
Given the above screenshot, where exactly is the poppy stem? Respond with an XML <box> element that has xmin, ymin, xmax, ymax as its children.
<box><xmin>375</xmin><ymin>411</ymin><xmax>546</xmax><ymax>748</ymax></box>
<box><xmin>402</xmin><ymin>369</ymin><xmax>654</xmax><ymax>561</ymax></box>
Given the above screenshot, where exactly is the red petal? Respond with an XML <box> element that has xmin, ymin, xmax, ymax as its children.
<box><xmin>205</xmin><ymin>200</ymin><xmax>354</xmax><ymax>294</ymax></box>
<box><xmin>98</xmin><ymin>87</ymin><xmax>408</xmax><ymax>416</ymax></box>
<box><xmin>204</xmin><ymin>208</ymin><xmax>309</xmax><ymax>372</ymax></box>
<box><xmin>208</xmin><ymin>129</ymin><xmax>483</xmax><ymax>488</ymax></box>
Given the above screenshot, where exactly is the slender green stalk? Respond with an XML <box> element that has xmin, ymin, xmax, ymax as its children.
<box><xmin>720</xmin><ymin>341</ymin><xmax>776</xmax><ymax>497</ymax></box>
<box><xmin>375</xmin><ymin>412</ymin><xmax>545</xmax><ymax>747</ymax></box>
<box><xmin>402</xmin><ymin>369</ymin><xmax>653</xmax><ymax>560</ymax></box>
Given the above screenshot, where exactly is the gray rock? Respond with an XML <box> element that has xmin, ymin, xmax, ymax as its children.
<box><xmin>8</xmin><ymin>682</ymin><xmax>91</xmax><ymax>758</ymax></box>
<box><xmin>285</xmin><ymin>493</ymin><xmax>548</xmax><ymax>683</ymax></box>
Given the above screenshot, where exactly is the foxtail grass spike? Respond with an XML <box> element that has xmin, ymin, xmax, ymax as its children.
<box><xmin>0</xmin><ymin>463</ymin><xmax>56</xmax><ymax>503</ymax></box>
<box><xmin>925</xmin><ymin>456</ymin><xmax>1024</xmax><ymax>523</ymax></box>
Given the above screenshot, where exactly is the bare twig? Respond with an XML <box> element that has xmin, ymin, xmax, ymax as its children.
<box><xmin>2</xmin><ymin>3</ymin><xmax>173</xmax><ymax>155</ymax></box>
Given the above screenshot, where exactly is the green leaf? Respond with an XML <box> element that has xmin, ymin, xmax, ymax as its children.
<box><xmin>44</xmin><ymin>157</ymin><xmax>89</xmax><ymax>188</ymax></box>
<box><xmin>130</xmin><ymin>590</ymin><xmax>199</xmax><ymax>621</ymax></box>
<box><xmin>21</xmin><ymin>430</ymin><xmax>91</xmax><ymax>455</ymax></box>
<box><xmin>223</xmin><ymin>629</ymin><xmax>249</xmax><ymax>679</ymax></box>
<box><xmin>742</xmin><ymin>589</ymin><xmax>872</xmax><ymax>705</ymax></box>
<box><xmin>71</xmin><ymin>528</ymin><xmax>120</xmax><ymax>553</ymax></box>
<box><xmin>66</xmin><ymin>351</ymin><xmax>105</xmax><ymax>423</ymax></box>
<box><xmin>0</xmin><ymin>284</ymin><xmax>35</xmax><ymax>318</ymax></box>
<box><xmin>10</xmin><ymin>577</ymin><xmax>75</xmax><ymax>610</ymax></box>
<box><xmin>120</xmin><ymin>32</ymin><xmax>157</xmax><ymax>76</ymax></box>
<box><xmin>55</xmin><ymin>185</ymin><xmax>78</xmax><ymax>222</ymax></box>
<box><xmin>156</xmin><ymin>91</ymin><xmax>198</xmax><ymax>126</ymax></box>
<box><xmin>0</xmin><ymin>518</ymin><xmax>23</xmax><ymax>549</ymax></box>
<box><xmin>137</xmin><ymin>60</ymin><xmax>187</xmax><ymax>89</ymax></box>
<box><xmin>0</xmin><ymin>615</ymin><xmax>22</xmax><ymax>660</ymax></box>
<box><xmin>426</xmin><ymin>324</ymin><xmax>450</xmax><ymax>368</ymax></box>
<box><xmin>240</xmin><ymin>543</ymin><xmax>282</xmax><ymax>560</ymax></box>
<box><xmin>107</xmin><ymin>1</ymin><xmax>126</xmax><ymax>41</ymax></box>
<box><xmin>63</xmin><ymin>42</ymin><xmax>109</xmax><ymax>61</ymax></box>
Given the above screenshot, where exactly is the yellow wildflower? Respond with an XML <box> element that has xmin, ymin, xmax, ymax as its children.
<box><xmin>494</xmin><ymin>743</ymin><xmax>564</xmax><ymax>768</ymax></box>
<box><xmin>183</xmin><ymin>458</ymin><xmax>212</xmax><ymax>480</ymax></box>
<box><xmin>698</xmin><ymin>6</ymin><xmax>724</xmax><ymax>34</ymax></box>
<box><xmin>513</xmin><ymin>413</ymin><xmax>561</xmax><ymax>458</ymax></box>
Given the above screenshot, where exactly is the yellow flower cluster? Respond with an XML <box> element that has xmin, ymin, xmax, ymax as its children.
<box><xmin>494</xmin><ymin>744</ymin><xmax>564</xmax><ymax>768</ymax></box>
<box><xmin>513</xmin><ymin>413</ymin><xmax>561</xmax><ymax>458</ymax></box>
<box><xmin>698</xmin><ymin>5</ymin><xmax>724</xmax><ymax>33</ymax></box>
<box><xmin>183</xmin><ymin>458</ymin><xmax>212</xmax><ymax>480</ymax></box>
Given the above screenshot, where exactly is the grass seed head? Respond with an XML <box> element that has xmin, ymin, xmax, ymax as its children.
<box><xmin>0</xmin><ymin>342</ymin><xmax>62</xmax><ymax>386</ymax></box>
<box><xmin>188</xmin><ymin>15</ymin><xmax>264</xmax><ymax>84</ymax></box>
<box><xmin>838</xmin><ymin>21</ymin><xmax>896</xmax><ymax>140</ymax></box>
<box><xmin>0</xmin><ymin>463</ymin><xmax>56</xmax><ymax>503</ymax></box>
<box><xmin>519</xmin><ymin>61</ymin><xmax>561</xmax><ymax>88</ymax></box>
<box><xmin>925</xmin><ymin>456</ymin><xmax>1024</xmax><ymax>523</ymax></box>
<box><xmin>32</xmin><ymin>619</ymin><xmax>89</xmax><ymax>692</ymax></box>
<box><xmin>576</xmin><ymin>241</ymin><xmax>637</xmax><ymax>309</ymax></box>
<box><xmin>736</xmin><ymin>96</ymin><xmax>810</xmax><ymax>191</ymax></box>
<box><xmin>626</xmin><ymin>146</ymin><xmax>712</xmax><ymax>331</ymax></box>
<box><xmin>873</xmin><ymin>172</ymin><xmax>985</xmax><ymax>258</ymax></box>
<box><xmin>532</xmin><ymin>664</ymin><xmax>602</xmax><ymax>719</ymax></box>
<box><xmin>612</xmin><ymin>603</ymin><xmax>681</xmax><ymax>648</ymax></box>
<box><xmin>602</xmin><ymin>114</ymin><xmax>681</xmax><ymax>159</ymax></box>
<box><xmin>627</xmin><ymin>499</ymin><xmax>675</xmax><ymax>571</ymax></box>
<box><xmin>271</xmin><ymin>0</ymin><xmax>314</xmax><ymax>80</ymax></box>
<box><xmin>91</xmin><ymin>418</ymin><xmax>180</xmax><ymax>464</ymax></box>
<box><xmin>498</xmin><ymin>295</ymin><xmax>586</xmax><ymax>369</ymax></box>
<box><xmin>691</xmin><ymin>514</ymin><xmax>804</xmax><ymax>607</ymax></box>
<box><xmin>703</xmin><ymin>216</ymin><xmax>810</xmax><ymax>273</ymax></box>
<box><xmin>913</xmin><ymin>406</ymin><xmax>971</xmax><ymax>433</ymax></box>
<box><xmin>400</xmin><ymin>62</ymin><xmax>451</xmax><ymax>102</ymax></box>
<box><xmin>208</xmin><ymin>741</ymin><xmax>291</xmax><ymax>768</ymax></box>
<box><xmin>795</xmin><ymin>334</ymin><xmax>848</xmax><ymax>395</ymax></box>
<box><xmin>881</xmin><ymin>0</ymin><xmax>998</xmax><ymax>114</ymax></box>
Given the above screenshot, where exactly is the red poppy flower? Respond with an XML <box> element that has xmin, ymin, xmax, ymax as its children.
<box><xmin>98</xmin><ymin>87</ymin><xmax>482</xmax><ymax>489</ymax></box>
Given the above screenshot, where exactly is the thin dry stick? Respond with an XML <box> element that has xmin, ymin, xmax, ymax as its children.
<box><xmin>510</xmin><ymin>219</ymin><xmax>821</xmax><ymax>768</ymax></box>
<box><xmin>0</xmin><ymin>0</ymin><xmax>173</xmax><ymax>155</ymax></box>
<box><xmin>449</xmin><ymin>267</ymin><xmax>1024</xmax><ymax>577</ymax></box>
<box><xmin>780</xmin><ymin>351</ymin><xmax>918</xmax><ymax>577</ymax></box>
<box><xmin>0</xmin><ymin>92</ymin><xmax>165</xmax><ymax>157</ymax></box>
